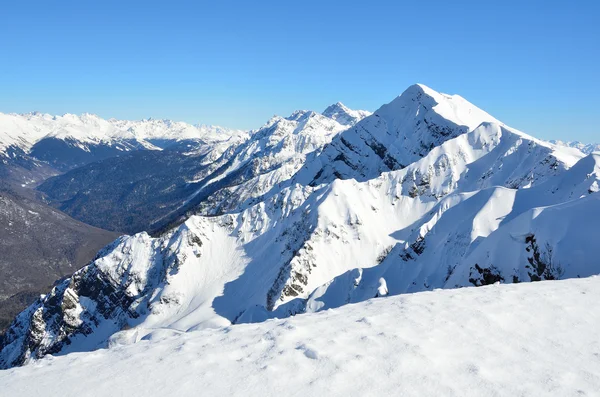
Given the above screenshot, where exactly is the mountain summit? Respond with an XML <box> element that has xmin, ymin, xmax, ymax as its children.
<box><xmin>295</xmin><ymin>83</ymin><xmax>501</xmax><ymax>186</ymax></box>
<box><xmin>322</xmin><ymin>102</ymin><xmax>371</xmax><ymax>126</ymax></box>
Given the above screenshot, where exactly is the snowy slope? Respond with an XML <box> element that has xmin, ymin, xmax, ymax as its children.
<box><xmin>0</xmin><ymin>112</ymin><xmax>140</xmax><ymax>156</ymax></box>
<box><xmin>154</xmin><ymin>86</ymin><xmax>511</xmax><ymax>227</ymax></box>
<box><xmin>2</xmin><ymin>84</ymin><xmax>599</xmax><ymax>369</ymax></box>
<box><xmin>2</xmin><ymin>277</ymin><xmax>600</xmax><ymax>397</ymax></box>
<box><xmin>266</xmin><ymin>122</ymin><xmax>588</xmax><ymax>311</ymax></box>
<box><xmin>0</xmin><ymin>112</ymin><xmax>58</xmax><ymax>155</ymax></box>
<box><xmin>109</xmin><ymin>118</ymin><xmax>243</xmax><ymax>147</ymax></box>
<box><xmin>0</xmin><ymin>184</ymin><xmax>326</xmax><ymax>367</ymax></box>
<box><xmin>307</xmin><ymin>175</ymin><xmax>600</xmax><ymax>312</ymax></box>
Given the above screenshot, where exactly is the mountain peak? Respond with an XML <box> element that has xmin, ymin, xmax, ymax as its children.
<box><xmin>322</xmin><ymin>102</ymin><xmax>371</xmax><ymax>126</ymax></box>
<box><xmin>393</xmin><ymin>83</ymin><xmax>441</xmax><ymax>105</ymax></box>
<box><xmin>379</xmin><ymin>84</ymin><xmax>499</xmax><ymax>132</ymax></box>
<box><xmin>322</xmin><ymin>101</ymin><xmax>350</xmax><ymax>116</ymax></box>
<box><xmin>395</xmin><ymin>84</ymin><xmax>472</xmax><ymax>108</ymax></box>
<box><xmin>404</xmin><ymin>82</ymin><xmax>434</xmax><ymax>94</ymax></box>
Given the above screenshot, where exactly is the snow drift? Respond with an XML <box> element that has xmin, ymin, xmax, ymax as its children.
<box><xmin>2</xmin><ymin>277</ymin><xmax>600</xmax><ymax>396</ymax></box>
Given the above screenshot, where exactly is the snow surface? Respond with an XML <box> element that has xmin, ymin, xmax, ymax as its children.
<box><xmin>2</xmin><ymin>277</ymin><xmax>600</xmax><ymax>397</ymax></box>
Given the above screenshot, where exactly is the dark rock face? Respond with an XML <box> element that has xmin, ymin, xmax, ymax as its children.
<box><xmin>468</xmin><ymin>264</ymin><xmax>505</xmax><ymax>286</ymax></box>
<box><xmin>524</xmin><ymin>234</ymin><xmax>564</xmax><ymax>281</ymax></box>
<box><xmin>0</xmin><ymin>240</ymin><xmax>134</xmax><ymax>369</ymax></box>
<box><xmin>0</xmin><ymin>265</ymin><xmax>132</xmax><ymax>368</ymax></box>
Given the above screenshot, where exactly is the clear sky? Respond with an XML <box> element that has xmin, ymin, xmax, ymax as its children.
<box><xmin>0</xmin><ymin>0</ymin><xmax>598</xmax><ymax>141</ymax></box>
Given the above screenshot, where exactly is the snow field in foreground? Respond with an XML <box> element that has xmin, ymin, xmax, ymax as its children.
<box><xmin>1</xmin><ymin>277</ymin><xmax>599</xmax><ymax>397</ymax></box>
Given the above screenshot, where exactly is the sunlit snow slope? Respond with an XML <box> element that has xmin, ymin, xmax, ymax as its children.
<box><xmin>2</xmin><ymin>278</ymin><xmax>600</xmax><ymax>397</ymax></box>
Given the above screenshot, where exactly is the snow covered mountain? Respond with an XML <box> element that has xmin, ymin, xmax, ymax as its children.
<box><xmin>1</xmin><ymin>84</ymin><xmax>599</xmax><ymax>370</ymax></box>
<box><xmin>295</xmin><ymin>84</ymin><xmax>502</xmax><ymax>186</ymax></box>
<box><xmin>322</xmin><ymin>102</ymin><xmax>371</xmax><ymax>126</ymax></box>
<box><xmin>550</xmin><ymin>139</ymin><xmax>600</xmax><ymax>155</ymax></box>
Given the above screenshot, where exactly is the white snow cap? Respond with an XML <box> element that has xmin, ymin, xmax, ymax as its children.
<box><xmin>322</xmin><ymin>101</ymin><xmax>372</xmax><ymax>126</ymax></box>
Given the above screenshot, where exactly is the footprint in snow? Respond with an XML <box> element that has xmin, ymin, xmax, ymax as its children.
<box><xmin>296</xmin><ymin>344</ymin><xmax>319</xmax><ymax>360</ymax></box>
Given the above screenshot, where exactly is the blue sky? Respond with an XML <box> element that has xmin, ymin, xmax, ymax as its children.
<box><xmin>0</xmin><ymin>0</ymin><xmax>598</xmax><ymax>141</ymax></box>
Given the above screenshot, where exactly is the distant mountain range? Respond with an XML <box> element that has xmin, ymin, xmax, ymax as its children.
<box><xmin>0</xmin><ymin>111</ymin><xmax>245</xmax><ymax>178</ymax></box>
<box><xmin>550</xmin><ymin>140</ymin><xmax>600</xmax><ymax>155</ymax></box>
<box><xmin>1</xmin><ymin>84</ymin><xmax>599</xmax><ymax>369</ymax></box>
